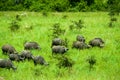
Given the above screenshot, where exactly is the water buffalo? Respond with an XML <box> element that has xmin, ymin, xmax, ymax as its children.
<box><xmin>0</xmin><ymin>59</ymin><xmax>17</xmax><ymax>71</ymax></box>
<box><xmin>89</xmin><ymin>38</ymin><xmax>105</xmax><ymax>48</ymax></box>
<box><xmin>33</xmin><ymin>56</ymin><xmax>48</xmax><ymax>66</ymax></box>
<box><xmin>51</xmin><ymin>38</ymin><xmax>62</xmax><ymax>47</ymax></box>
<box><xmin>24</xmin><ymin>42</ymin><xmax>41</xmax><ymax>50</ymax></box>
<box><xmin>72</xmin><ymin>41</ymin><xmax>90</xmax><ymax>49</ymax></box>
<box><xmin>1</xmin><ymin>44</ymin><xmax>17</xmax><ymax>55</ymax></box>
<box><xmin>20</xmin><ymin>50</ymin><xmax>33</xmax><ymax>60</ymax></box>
<box><xmin>76</xmin><ymin>35</ymin><xmax>85</xmax><ymax>42</ymax></box>
<box><xmin>9</xmin><ymin>54</ymin><xmax>24</xmax><ymax>62</ymax></box>
<box><xmin>52</xmin><ymin>45</ymin><xmax>69</xmax><ymax>54</ymax></box>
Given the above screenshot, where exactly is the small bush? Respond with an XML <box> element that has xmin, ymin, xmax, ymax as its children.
<box><xmin>69</xmin><ymin>24</ymin><xmax>74</xmax><ymax>30</ymax></box>
<box><xmin>109</xmin><ymin>21</ymin><xmax>113</xmax><ymax>27</ymax></box>
<box><xmin>108</xmin><ymin>10</ymin><xmax>118</xmax><ymax>27</ymax></box>
<box><xmin>9</xmin><ymin>20</ymin><xmax>20</xmax><ymax>31</ymax></box>
<box><xmin>86</xmin><ymin>56</ymin><xmax>96</xmax><ymax>71</ymax></box>
<box><xmin>62</xmin><ymin>15</ymin><xmax>68</xmax><ymax>19</ymax></box>
<box><xmin>111</xmin><ymin>17</ymin><xmax>117</xmax><ymax>22</ymax></box>
<box><xmin>16</xmin><ymin>14</ymin><xmax>21</xmax><ymax>21</ymax></box>
<box><xmin>57</xmin><ymin>57</ymin><xmax>74</xmax><ymax>68</ymax></box>
<box><xmin>62</xmin><ymin>38</ymin><xmax>69</xmax><ymax>47</ymax></box>
<box><xmin>50</xmin><ymin>23</ymin><xmax>65</xmax><ymax>38</ymax></box>
<box><xmin>69</xmin><ymin>19</ymin><xmax>85</xmax><ymax>31</ymax></box>
<box><xmin>108</xmin><ymin>11</ymin><xmax>115</xmax><ymax>17</ymax></box>
<box><xmin>109</xmin><ymin>17</ymin><xmax>117</xmax><ymax>27</ymax></box>
<box><xmin>42</xmin><ymin>12</ymin><xmax>48</xmax><ymax>17</ymax></box>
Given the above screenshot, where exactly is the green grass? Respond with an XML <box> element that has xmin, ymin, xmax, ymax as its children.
<box><xmin>0</xmin><ymin>11</ymin><xmax>120</xmax><ymax>80</ymax></box>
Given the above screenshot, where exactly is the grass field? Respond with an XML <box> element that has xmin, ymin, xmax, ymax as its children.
<box><xmin>0</xmin><ymin>11</ymin><xmax>120</xmax><ymax>80</ymax></box>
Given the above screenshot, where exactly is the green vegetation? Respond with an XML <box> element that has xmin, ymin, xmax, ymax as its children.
<box><xmin>0</xmin><ymin>12</ymin><xmax>120</xmax><ymax>80</ymax></box>
<box><xmin>50</xmin><ymin>23</ymin><xmax>65</xmax><ymax>38</ymax></box>
<box><xmin>0</xmin><ymin>0</ymin><xmax>119</xmax><ymax>12</ymax></box>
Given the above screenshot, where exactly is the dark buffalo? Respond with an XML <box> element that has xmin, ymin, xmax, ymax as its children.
<box><xmin>76</xmin><ymin>35</ymin><xmax>85</xmax><ymax>42</ymax></box>
<box><xmin>89</xmin><ymin>38</ymin><xmax>105</xmax><ymax>48</ymax></box>
<box><xmin>0</xmin><ymin>59</ymin><xmax>17</xmax><ymax>71</ymax></box>
<box><xmin>33</xmin><ymin>56</ymin><xmax>48</xmax><ymax>66</ymax></box>
<box><xmin>20</xmin><ymin>50</ymin><xmax>33</xmax><ymax>60</ymax></box>
<box><xmin>72</xmin><ymin>41</ymin><xmax>90</xmax><ymax>49</ymax></box>
<box><xmin>51</xmin><ymin>38</ymin><xmax>62</xmax><ymax>47</ymax></box>
<box><xmin>52</xmin><ymin>45</ymin><xmax>69</xmax><ymax>54</ymax></box>
<box><xmin>24</xmin><ymin>42</ymin><xmax>41</xmax><ymax>50</ymax></box>
<box><xmin>1</xmin><ymin>44</ymin><xmax>17</xmax><ymax>55</ymax></box>
<box><xmin>9</xmin><ymin>54</ymin><xmax>24</xmax><ymax>62</ymax></box>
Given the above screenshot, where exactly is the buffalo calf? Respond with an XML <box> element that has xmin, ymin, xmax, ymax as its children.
<box><xmin>33</xmin><ymin>56</ymin><xmax>48</xmax><ymax>66</ymax></box>
<box><xmin>24</xmin><ymin>42</ymin><xmax>41</xmax><ymax>50</ymax></box>
<box><xmin>1</xmin><ymin>44</ymin><xmax>16</xmax><ymax>55</ymax></box>
<box><xmin>52</xmin><ymin>45</ymin><xmax>69</xmax><ymax>54</ymax></box>
<box><xmin>72</xmin><ymin>41</ymin><xmax>90</xmax><ymax>49</ymax></box>
<box><xmin>20</xmin><ymin>50</ymin><xmax>33</xmax><ymax>60</ymax></box>
<box><xmin>9</xmin><ymin>54</ymin><xmax>24</xmax><ymax>62</ymax></box>
<box><xmin>0</xmin><ymin>59</ymin><xmax>17</xmax><ymax>71</ymax></box>
<box><xmin>89</xmin><ymin>38</ymin><xmax>104</xmax><ymax>48</ymax></box>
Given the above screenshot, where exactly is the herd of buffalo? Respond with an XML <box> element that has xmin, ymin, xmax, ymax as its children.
<box><xmin>0</xmin><ymin>35</ymin><xmax>105</xmax><ymax>71</ymax></box>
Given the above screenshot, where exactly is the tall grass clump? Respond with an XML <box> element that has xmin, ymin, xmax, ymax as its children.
<box><xmin>0</xmin><ymin>12</ymin><xmax>120</xmax><ymax>80</ymax></box>
<box><xmin>57</xmin><ymin>56</ymin><xmax>74</xmax><ymax>68</ymax></box>
<box><xmin>9</xmin><ymin>14</ymin><xmax>22</xmax><ymax>31</ymax></box>
<box><xmin>62</xmin><ymin>38</ymin><xmax>69</xmax><ymax>47</ymax></box>
<box><xmin>9</xmin><ymin>20</ymin><xmax>20</xmax><ymax>31</ymax></box>
<box><xmin>50</xmin><ymin>23</ymin><xmax>65</xmax><ymax>38</ymax></box>
<box><xmin>69</xmin><ymin>19</ymin><xmax>85</xmax><ymax>31</ymax></box>
<box><xmin>108</xmin><ymin>11</ymin><xmax>118</xmax><ymax>27</ymax></box>
<box><xmin>86</xmin><ymin>55</ymin><xmax>96</xmax><ymax>71</ymax></box>
<box><xmin>16</xmin><ymin>14</ymin><xmax>22</xmax><ymax>21</ymax></box>
<box><xmin>42</xmin><ymin>12</ymin><xmax>48</xmax><ymax>17</ymax></box>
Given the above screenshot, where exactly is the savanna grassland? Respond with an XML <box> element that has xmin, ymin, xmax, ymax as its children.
<box><xmin>0</xmin><ymin>12</ymin><xmax>120</xmax><ymax>80</ymax></box>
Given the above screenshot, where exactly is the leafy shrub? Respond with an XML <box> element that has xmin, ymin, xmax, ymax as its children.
<box><xmin>50</xmin><ymin>23</ymin><xmax>65</xmax><ymax>38</ymax></box>
<box><xmin>107</xmin><ymin>0</ymin><xmax>120</xmax><ymax>15</ymax></box>
<box><xmin>42</xmin><ymin>11</ymin><xmax>48</xmax><ymax>17</ymax></box>
<box><xmin>16</xmin><ymin>14</ymin><xmax>22</xmax><ymax>21</ymax></box>
<box><xmin>69</xmin><ymin>19</ymin><xmax>85</xmax><ymax>31</ymax></box>
<box><xmin>62</xmin><ymin>15</ymin><xmax>68</xmax><ymax>19</ymax></box>
<box><xmin>62</xmin><ymin>38</ymin><xmax>69</xmax><ymax>47</ymax></box>
<box><xmin>50</xmin><ymin>0</ymin><xmax>70</xmax><ymax>12</ymax></box>
<box><xmin>57</xmin><ymin>56</ymin><xmax>74</xmax><ymax>68</ymax></box>
<box><xmin>75</xmin><ymin>1</ymin><xmax>88</xmax><ymax>12</ymax></box>
<box><xmin>86</xmin><ymin>55</ymin><xmax>96</xmax><ymax>71</ymax></box>
<box><xmin>108</xmin><ymin>18</ymin><xmax>117</xmax><ymax>27</ymax></box>
<box><xmin>0</xmin><ymin>0</ymin><xmax>118</xmax><ymax>12</ymax></box>
<box><xmin>9</xmin><ymin>20</ymin><xmax>20</xmax><ymax>31</ymax></box>
<box><xmin>108</xmin><ymin>11</ymin><xmax>118</xmax><ymax>27</ymax></box>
